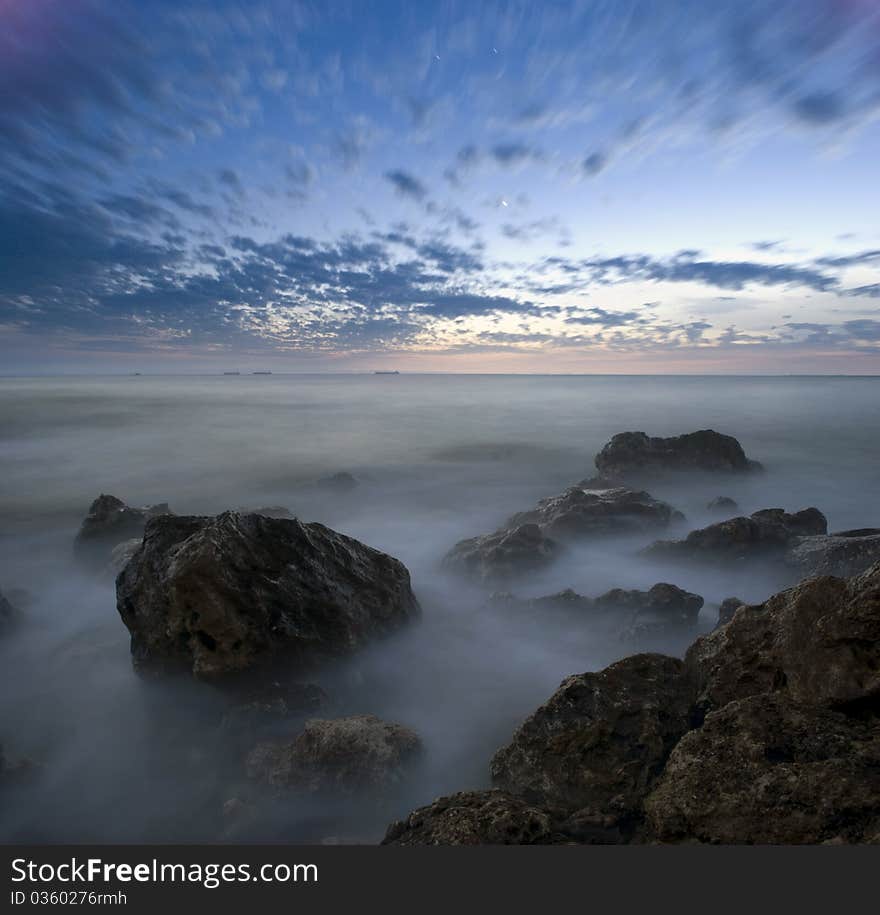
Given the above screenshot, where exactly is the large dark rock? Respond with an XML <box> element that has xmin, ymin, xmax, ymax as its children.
<box><xmin>643</xmin><ymin>507</ymin><xmax>827</xmax><ymax>564</ymax></box>
<box><xmin>382</xmin><ymin>790</ymin><xmax>560</xmax><ymax>846</ymax></box>
<box><xmin>443</xmin><ymin>485</ymin><xmax>680</xmax><ymax>582</ymax></box>
<box><xmin>74</xmin><ymin>494</ymin><xmax>171</xmax><ymax>567</ymax></box>
<box><xmin>644</xmin><ymin>694</ymin><xmax>880</xmax><ymax>844</ymax></box>
<box><xmin>490</xmin><ymin>654</ymin><xmax>696</xmax><ymax>832</ymax></box>
<box><xmin>442</xmin><ymin>523</ymin><xmax>560</xmax><ymax>583</ymax></box>
<box><xmin>245</xmin><ymin>715</ymin><xmax>422</xmax><ymax>795</ymax></box>
<box><xmin>687</xmin><ymin>562</ymin><xmax>880</xmax><ymax>713</ymax></box>
<box><xmin>594</xmin><ymin>429</ymin><xmax>762</xmax><ymax>480</ymax></box>
<box><xmin>116</xmin><ymin>511</ymin><xmax>420</xmax><ymax>677</ymax></box>
<box><xmin>715</xmin><ymin>596</ymin><xmax>744</xmax><ymax>628</ymax></box>
<box><xmin>785</xmin><ymin>529</ymin><xmax>880</xmax><ymax>579</ymax></box>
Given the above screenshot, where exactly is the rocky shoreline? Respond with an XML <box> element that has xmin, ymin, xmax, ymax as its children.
<box><xmin>3</xmin><ymin>428</ymin><xmax>879</xmax><ymax>843</ymax></box>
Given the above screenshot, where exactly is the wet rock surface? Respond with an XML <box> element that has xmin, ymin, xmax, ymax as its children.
<box><xmin>383</xmin><ymin>790</ymin><xmax>561</xmax><ymax>846</ymax></box>
<box><xmin>644</xmin><ymin>694</ymin><xmax>880</xmax><ymax>844</ymax></box>
<box><xmin>490</xmin><ymin>654</ymin><xmax>696</xmax><ymax>829</ymax></box>
<box><xmin>594</xmin><ymin>429</ymin><xmax>762</xmax><ymax>480</ymax></box>
<box><xmin>643</xmin><ymin>507</ymin><xmax>827</xmax><ymax>564</ymax></box>
<box><xmin>246</xmin><ymin>715</ymin><xmax>422</xmax><ymax>795</ymax></box>
<box><xmin>116</xmin><ymin>511</ymin><xmax>420</xmax><ymax>678</ymax></box>
<box><xmin>707</xmin><ymin>496</ymin><xmax>739</xmax><ymax>513</ymax></box>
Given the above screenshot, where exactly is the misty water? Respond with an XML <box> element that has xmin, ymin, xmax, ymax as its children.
<box><xmin>2</xmin><ymin>374</ymin><xmax>879</xmax><ymax>842</ymax></box>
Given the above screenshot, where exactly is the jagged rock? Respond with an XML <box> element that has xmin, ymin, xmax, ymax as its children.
<box><xmin>785</xmin><ymin>529</ymin><xmax>880</xmax><ymax>579</ymax></box>
<box><xmin>643</xmin><ymin>507</ymin><xmax>827</xmax><ymax>563</ymax></box>
<box><xmin>594</xmin><ymin>429</ymin><xmax>762</xmax><ymax>480</ymax></box>
<box><xmin>716</xmin><ymin>596</ymin><xmax>744</xmax><ymax>628</ymax></box>
<box><xmin>687</xmin><ymin>563</ymin><xmax>880</xmax><ymax>713</ymax></box>
<box><xmin>0</xmin><ymin>589</ymin><xmax>21</xmax><ymax>638</ymax></box>
<box><xmin>707</xmin><ymin>496</ymin><xmax>739</xmax><ymax>513</ymax></box>
<box><xmin>74</xmin><ymin>494</ymin><xmax>171</xmax><ymax>567</ymax></box>
<box><xmin>444</xmin><ymin>486</ymin><xmax>680</xmax><ymax>582</ymax></box>
<box><xmin>246</xmin><ymin>715</ymin><xmax>422</xmax><ymax>795</ymax></box>
<box><xmin>644</xmin><ymin>694</ymin><xmax>880</xmax><ymax>844</ymax></box>
<box><xmin>490</xmin><ymin>654</ymin><xmax>696</xmax><ymax>831</ymax></box>
<box><xmin>442</xmin><ymin>523</ymin><xmax>561</xmax><ymax>583</ymax></box>
<box><xmin>382</xmin><ymin>790</ymin><xmax>561</xmax><ymax>846</ymax></box>
<box><xmin>505</xmin><ymin>486</ymin><xmax>682</xmax><ymax>541</ymax></box>
<box><xmin>116</xmin><ymin>511</ymin><xmax>420</xmax><ymax>677</ymax></box>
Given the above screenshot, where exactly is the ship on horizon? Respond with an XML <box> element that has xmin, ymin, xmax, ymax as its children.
<box><xmin>373</xmin><ymin>370</ymin><xmax>400</xmax><ymax>375</ymax></box>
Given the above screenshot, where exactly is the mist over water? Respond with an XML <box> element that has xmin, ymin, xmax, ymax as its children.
<box><xmin>2</xmin><ymin>374</ymin><xmax>879</xmax><ymax>842</ymax></box>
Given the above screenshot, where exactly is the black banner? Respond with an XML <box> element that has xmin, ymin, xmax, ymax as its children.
<box><xmin>3</xmin><ymin>845</ymin><xmax>873</xmax><ymax>912</ymax></box>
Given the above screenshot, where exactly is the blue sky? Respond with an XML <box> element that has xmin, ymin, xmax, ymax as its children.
<box><xmin>2</xmin><ymin>0</ymin><xmax>880</xmax><ymax>373</ymax></box>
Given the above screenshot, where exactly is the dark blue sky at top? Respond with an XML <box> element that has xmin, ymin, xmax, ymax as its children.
<box><xmin>1</xmin><ymin>0</ymin><xmax>880</xmax><ymax>372</ymax></box>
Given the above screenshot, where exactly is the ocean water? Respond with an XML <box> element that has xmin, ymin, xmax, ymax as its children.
<box><xmin>1</xmin><ymin>374</ymin><xmax>879</xmax><ymax>841</ymax></box>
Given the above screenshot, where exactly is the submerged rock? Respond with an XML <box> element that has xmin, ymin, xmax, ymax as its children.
<box><xmin>785</xmin><ymin>528</ymin><xmax>880</xmax><ymax>579</ymax></box>
<box><xmin>707</xmin><ymin>496</ymin><xmax>739</xmax><ymax>514</ymax></box>
<box><xmin>246</xmin><ymin>715</ymin><xmax>422</xmax><ymax>795</ymax></box>
<box><xmin>74</xmin><ymin>494</ymin><xmax>171</xmax><ymax>567</ymax></box>
<box><xmin>488</xmin><ymin>583</ymin><xmax>703</xmax><ymax>645</ymax></box>
<box><xmin>643</xmin><ymin>507</ymin><xmax>827</xmax><ymax>563</ymax></box>
<box><xmin>220</xmin><ymin>682</ymin><xmax>329</xmax><ymax>739</ymax></box>
<box><xmin>443</xmin><ymin>485</ymin><xmax>680</xmax><ymax>582</ymax></box>
<box><xmin>383</xmin><ymin>790</ymin><xmax>560</xmax><ymax>846</ymax></box>
<box><xmin>0</xmin><ymin>589</ymin><xmax>21</xmax><ymax>638</ymax></box>
<box><xmin>315</xmin><ymin>472</ymin><xmax>359</xmax><ymax>492</ymax></box>
<box><xmin>116</xmin><ymin>511</ymin><xmax>420</xmax><ymax>677</ymax></box>
<box><xmin>442</xmin><ymin>523</ymin><xmax>561</xmax><ymax>583</ymax></box>
<box><xmin>490</xmin><ymin>654</ymin><xmax>696</xmax><ymax>830</ymax></box>
<box><xmin>644</xmin><ymin>694</ymin><xmax>880</xmax><ymax>844</ymax></box>
<box><xmin>594</xmin><ymin>429</ymin><xmax>763</xmax><ymax>480</ymax></box>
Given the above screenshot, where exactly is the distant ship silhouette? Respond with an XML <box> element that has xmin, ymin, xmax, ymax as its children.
<box><xmin>374</xmin><ymin>370</ymin><xmax>400</xmax><ymax>375</ymax></box>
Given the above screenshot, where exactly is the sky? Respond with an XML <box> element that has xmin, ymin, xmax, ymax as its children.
<box><xmin>1</xmin><ymin>0</ymin><xmax>880</xmax><ymax>374</ymax></box>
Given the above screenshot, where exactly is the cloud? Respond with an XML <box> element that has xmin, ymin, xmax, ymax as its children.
<box><xmin>384</xmin><ymin>170</ymin><xmax>428</xmax><ymax>201</ymax></box>
<box><xmin>582</xmin><ymin>151</ymin><xmax>608</xmax><ymax>176</ymax></box>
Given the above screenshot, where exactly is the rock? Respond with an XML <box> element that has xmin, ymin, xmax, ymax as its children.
<box><xmin>643</xmin><ymin>507</ymin><xmax>827</xmax><ymax>563</ymax></box>
<box><xmin>716</xmin><ymin>596</ymin><xmax>744</xmax><ymax>628</ymax></box>
<box><xmin>443</xmin><ymin>485</ymin><xmax>681</xmax><ymax>582</ymax></box>
<box><xmin>315</xmin><ymin>472</ymin><xmax>358</xmax><ymax>492</ymax></box>
<box><xmin>246</xmin><ymin>715</ymin><xmax>422</xmax><ymax>795</ymax></box>
<box><xmin>442</xmin><ymin>523</ymin><xmax>561</xmax><ymax>583</ymax></box>
<box><xmin>74</xmin><ymin>494</ymin><xmax>171</xmax><ymax>566</ymax></box>
<box><xmin>785</xmin><ymin>528</ymin><xmax>880</xmax><ymax>579</ymax></box>
<box><xmin>382</xmin><ymin>790</ymin><xmax>561</xmax><ymax>846</ymax></box>
<box><xmin>220</xmin><ymin>682</ymin><xmax>328</xmax><ymax>738</ymax></box>
<box><xmin>490</xmin><ymin>654</ymin><xmax>696</xmax><ymax>831</ymax></box>
<box><xmin>0</xmin><ymin>743</ymin><xmax>39</xmax><ymax>786</ymax></box>
<box><xmin>236</xmin><ymin>506</ymin><xmax>294</xmax><ymax>519</ymax></box>
<box><xmin>105</xmin><ymin>538</ymin><xmax>142</xmax><ymax>577</ymax></box>
<box><xmin>116</xmin><ymin>511</ymin><xmax>420</xmax><ymax>677</ymax></box>
<box><xmin>644</xmin><ymin>694</ymin><xmax>880</xmax><ymax>844</ymax></box>
<box><xmin>707</xmin><ymin>496</ymin><xmax>739</xmax><ymax>514</ymax></box>
<box><xmin>594</xmin><ymin>429</ymin><xmax>762</xmax><ymax>480</ymax></box>
<box><xmin>0</xmin><ymin>589</ymin><xmax>21</xmax><ymax>638</ymax></box>
<box><xmin>505</xmin><ymin>486</ymin><xmax>682</xmax><ymax>541</ymax></box>
<box><xmin>687</xmin><ymin>562</ymin><xmax>880</xmax><ymax>713</ymax></box>
<box><xmin>489</xmin><ymin>583</ymin><xmax>703</xmax><ymax>643</ymax></box>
